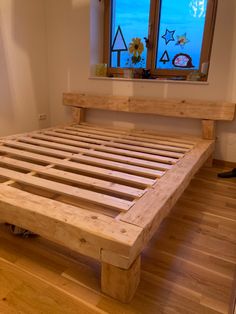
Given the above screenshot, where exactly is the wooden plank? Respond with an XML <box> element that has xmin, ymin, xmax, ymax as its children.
<box><xmin>44</xmin><ymin>130</ymin><xmax>108</xmax><ymax>145</ymax></box>
<box><xmin>74</xmin><ymin>124</ymin><xmax>128</xmax><ymax>135</ymax></box>
<box><xmin>129</xmin><ymin>129</ymin><xmax>198</xmax><ymax>145</ymax></box>
<box><xmin>54</xmin><ymin>160</ymin><xmax>155</xmax><ymax>187</ymax></box>
<box><xmin>125</xmin><ymin>134</ymin><xmax>194</xmax><ymax>149</ymax></box>
<box><xmin>104</xmin><ymin>142</ymin><xmax>184</xmax><ymax>159</ymax></box>
<box><xmin>34</xmin><ymin>132</ymin><xmax>183</xmax><ymax>159</ymax></box>
<box><xmin>70</xmin><ymin>155</ymin><xmax>165</xmax><ymax>178</ymax></box>
<box><xmin>157</xmin><ymin>217</ymin><xmax>236</xmax><ymax>265</ymax></box>
<box><xmin>166</xmin><ymin>215</ymin><xmax>236</xmax><ymax>243</ymax></box>
<box><xmin>147</xmin><ymin>237</ymin><xmax>236</xmax><ymax>280</ymax></box>
<box><xmin>0</xmin><ymin>156</ymin><xmax>144</xmax><ymax>198</ymax></box>
<box><xmin>18</xmin><ymin>136</ymin><xmax>177</xmax><ymax>165</ymax></box>
<box><xmin>142</xmin><ymin>251</ymin><xmax>232</xmax><ymax>313</ymax></box>
<box><xmin>0</xmin><ymin>258</ymin><xmax>105</xmax><ymax>314</ymax></box>
<box><xmin>0</xmin><ymin>145</ymin><xmax>62</xmax><ymax>165</ymax></box>
<box><xmin>54</xmin><ymin>127</ymin><xmax>119</xmax><ymax>141</ymax></box>
<box><xmin>179</xmin><ymin>194</ymin><xmax>236</xmax><ymax>221</ymax></box>
<box><xmin>0</xmin><ymin>167</ymin><xmax>133</xmax><ymax>212</ymax></box>
<box><xmin>0</xmin><ymin>144</ymin><xmax>164</xmax><ymax>179</ymax></box>
<box><xmin>45</xmin><ymin>129</ymin><xmax>189</xmax><ymax>154</ymax></box>
<box><xmin>0</xmin><ymin>143</ymin><xmax>156</xmax><ymax>186</ymax></box>
<box><xmin>114</xmin><ymin>137</ymin><xmax>190</xmax><ymax>153</ymax></box>
<box><xmin>66</xmin><ymin>126</ymin><xmax>125</xmax><ymax>139</ymax></box>
<box><xmin>47</xmin><ymin>131</ymin><xmax>172</xmax><ymax>170</ymax></box>
<box><xmin>3</xmin><ymin>140</ymin><xmax>73</xmax><ymax>159</ymax></box>
<box><xmin>171</xmin><ymin>204</ymin><xmax>236</xmax><ymax>234</ymax></box>
<box><xmin>119</xmin><ymin>139</ymin><xmax>215</xmax><ymax>245</ymax></box>
<box><xmin>188</xmin><ymin>177</ymin><xmax>236</xmax><ymax>200</ymax></box>
<box><xmin>0</xmin><ymin>185</ymin><xmax>143</xmax><ymax>266</ymax></box>
<box><xmin>70</xmin><ymin>124</ymin><xmax>196</xmax><ymax>145</ymax></box>
<box><xmin>31</xmin><ymin>134</ymin><xmax>94</xmax><ymax>150</ymax></box>
<box><xmin>63</xmin><ymin>93</ymin><xmax>236</xmax><ymax>121</ymax></box>
<box><xmin>79</xmin><ymin>151</ymin><xmax>172</xmax><ymax>171</ymax></box>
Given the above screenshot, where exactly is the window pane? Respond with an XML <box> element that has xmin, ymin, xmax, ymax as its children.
<box><xmin>110</xmin><ymin>0</ymin><xmax>151</xmax><ymax>68</ymax></box>
<box><xmin>156</xmin><ymin>0</ymin><xmax>208</xmax><ymax>71</ymax></box>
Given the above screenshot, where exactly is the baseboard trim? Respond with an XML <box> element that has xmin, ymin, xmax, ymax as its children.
<box><xmin>213</xmin><ymin>159</ymin><xmax>236</xmax><ymax>169</ymax></box>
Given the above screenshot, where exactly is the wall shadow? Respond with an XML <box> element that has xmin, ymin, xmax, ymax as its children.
<box><xmin>0</xmin><ymin>12</ymin><xmax>15</xmax><ymax>136</ymax></box>
<box><xmin>12</xmin><ymin>0</ymin><xmax>49</xmax><ymax>130</ymax></box>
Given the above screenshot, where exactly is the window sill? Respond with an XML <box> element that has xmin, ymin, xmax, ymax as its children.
<box><xmin>89</xmin><ymin>76</ymin><xmax>209</xmax><ymax>85</ymax></box>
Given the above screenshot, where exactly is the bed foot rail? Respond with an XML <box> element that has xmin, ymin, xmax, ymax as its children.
<box><xmin>101</xmin><ymin>255</ymin><xmax>141</xmax><ymax>303</ymax></box>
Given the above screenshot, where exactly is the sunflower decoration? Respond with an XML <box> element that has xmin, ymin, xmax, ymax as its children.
<box><xmin>128</xmin><ymin>37</ymin><xmax>144</xmax><ymax>65</ymax></box>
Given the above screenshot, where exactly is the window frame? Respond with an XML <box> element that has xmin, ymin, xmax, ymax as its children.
<box><xmin>103</xmin><ymin>0</ymin><xmax>218</xmax><ymax>80</ymax></box>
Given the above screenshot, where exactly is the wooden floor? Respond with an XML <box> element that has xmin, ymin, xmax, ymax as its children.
<box><xmin>0</xmin><ymin>165</ymin><xmax>235</xmax><ymax>314</ymax></box>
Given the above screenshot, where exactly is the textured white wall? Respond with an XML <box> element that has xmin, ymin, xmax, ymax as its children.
<box><xmin>0</xmin><ymin>0</ymin><xmax>50</xmax><ymax>136</ymax></box>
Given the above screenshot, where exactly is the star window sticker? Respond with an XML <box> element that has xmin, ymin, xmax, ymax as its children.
<box><xmin>176</xmin><ymin>33</ymin><xmax>190</xmax><ymax>48</ymax></box>
<box><xmin>161</xmin><ymin>29</ymin><xmax>175</xmax><ymax>45</ymax></box>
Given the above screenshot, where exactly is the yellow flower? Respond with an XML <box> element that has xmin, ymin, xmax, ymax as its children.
<box><xmin>129</xmin><ymin>38</ymin><xmax>144</xmax><ymax>57</ymax></box>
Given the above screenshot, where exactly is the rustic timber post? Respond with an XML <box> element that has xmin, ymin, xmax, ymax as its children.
<box><xmin>101</xmin><ymin>255</ymin><xmax>141</xmax><ymax>303</ymax></box>
<box><xmin>72</xmin><ymin>107</ymin><xmax>86</xmax><ymax>124</ymax></box>
<box><xmin>202</xmin><ymin>119</ymin><xmax>216</xmax><ymax>167</ymax></box>
<box><xmin>202</xmin><ymin>119</ymin><xmax>216</xmax><ymax>140</ymax></box>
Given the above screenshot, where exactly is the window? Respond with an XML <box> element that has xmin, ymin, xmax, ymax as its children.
<box><xmin>103</xmin><ymin>0</ymin><xmax>217</xmax><ymax>80</ymax></box>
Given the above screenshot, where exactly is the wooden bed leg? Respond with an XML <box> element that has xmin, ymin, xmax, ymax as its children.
<box><xmin>101</xmin><ymin>255</ymin><xmax>141</xmax><ymax>303</ymax></box>
<box><xmin>202</xmin><ymin>120</ymin><xmax>215</xmax><ymax>168</ymax></box>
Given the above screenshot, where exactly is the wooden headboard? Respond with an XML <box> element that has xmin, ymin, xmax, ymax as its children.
<box><xmin>63</xmin><ymin>92</ymin><xmax>236</xmax><ymax>140</ymax></box>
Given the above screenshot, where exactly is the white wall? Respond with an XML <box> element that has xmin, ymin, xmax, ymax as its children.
<box><xmin>0</xmin><ymin>0</ymin><xmax>50</xmax><ymax>137</ymax></box>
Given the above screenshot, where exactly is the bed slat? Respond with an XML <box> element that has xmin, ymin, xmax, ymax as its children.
<box><xmin>0</xmin><ymin>144</ymin><xmax>164</xmax><ymax>178</ymax></box>
<box><xmin>0</xmin><ymin>143</ymin><xmax>157</xmax><ymax>186</ymax></box>
<box><xmin>0</xmin><ymin>156</ymin><xmax>144</xmax><ymax>198</ymax></box>
<box><xmin>29</xmin><ymin>134</ymin><xmax>179</xmax><ymax>164</ymax></box>
<box><xmin>43</xmin><ymin>130</ymin><xmax>187</xmax><ymax>156</ymax></box>
<box><xmin>0</xmin><ymin>167</ymin><xmax>134</xmax><ymax>212</ymax></box>
<box><xmin>54</xmin><ymin>127</ymin><xmax>191</xmax><ymax>152</ymax></box>
<box><xmin>74</xmin><ymin>124</ymin><xmax>196</xmax><ymax>145</ymax></box>
<box><xmin>33</xmin><ymin>132</ymin><xmax>184</xmax><ymax>159</ymax></box>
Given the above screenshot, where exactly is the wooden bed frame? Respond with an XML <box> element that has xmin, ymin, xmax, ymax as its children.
<box><xmin>0</xmin><ymin>93</ymin><xmax>235</xmax><ymax>303</ymax></box>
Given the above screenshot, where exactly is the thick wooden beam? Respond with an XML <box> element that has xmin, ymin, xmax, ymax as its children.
<box><xmin>119</xmin><ymin>139</ymin><xmax>215</xmax><ymax>244</ymax></box>
<box><xmin>63</xmin><ymin>93</ymin><xmax>236</xmax><ymax>121</ymax></box>
<box><xmin>101</xmin><ymin>255</ymin><xmax>141</xmax><ymax>303</ymax></box>
<box><xmin>202</xmin><ymin>120</ymin><xmax>216</xmax><ymax>140</ymax></box>
<box><xmin>0</xmin><ymin>185</ymin><xmax>143</xmax><ymax>267</ymax></box>
<box><xmin>202</xmin><ymin>120</ymin><xmax>216</xmax><ymax>167</ymax></box>
<box><xmin>72</xmin><ymin>107</ymin><xmax>86</xmax><ymax>124</ymax></box>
